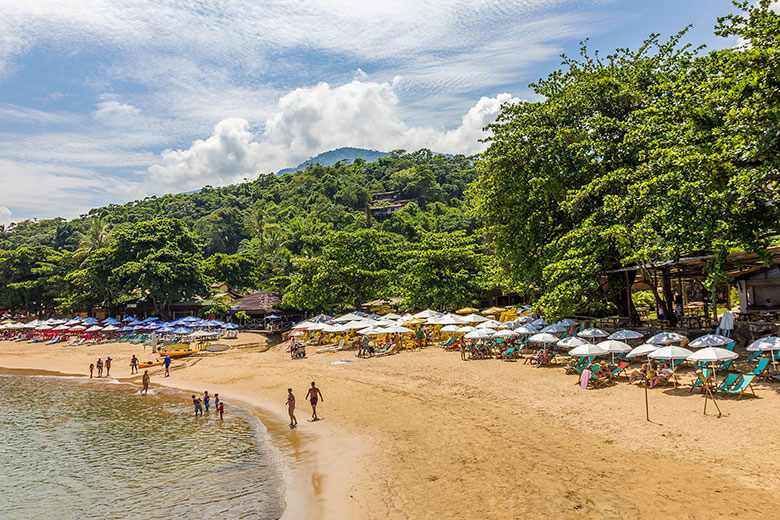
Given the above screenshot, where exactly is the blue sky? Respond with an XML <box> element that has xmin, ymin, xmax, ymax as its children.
<box><xmin>0</xmin><ymin>0</ymin><xmax>740</xmax><ymax>223</ymax></box>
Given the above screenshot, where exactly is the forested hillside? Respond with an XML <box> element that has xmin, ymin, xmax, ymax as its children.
<box><xmin>0</xmin><ymin>149</ymin><xmax>498</xmax><ymax>316</ymax></box>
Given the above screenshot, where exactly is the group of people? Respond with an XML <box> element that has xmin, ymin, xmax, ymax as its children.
<box><xmin>88</xmin><ymin>356</ymin><xmax>112</xmax><ymax>378</ymax></box>
<box><xmin>628</xmin><ymin>361</ymin><xmax>676</xmax><ymax>388</ymax></box>
<box><xmin>286</xmin><ymin>382</ymin><xmax>324</xmax><ymax>428</ymax></box>
<box><xmin>192</xmin><ymin>390</ymin><xmax>224</xmax><ymax>419</ymax></box>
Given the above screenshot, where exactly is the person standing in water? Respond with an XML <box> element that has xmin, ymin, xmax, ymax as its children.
<box><xmin>163</xmin><ymin>354</ymin><xmax>171</xmax><ymax>377</ymax></box>
<box><xmin>142</xmin><ymin>370</ymin><xmax>150</xmax><ymax>395</ymax></box>
<box><xmin>96</xmin><ymin>358</ymin><xmax>103</xmax><ymax>377</ymax></box>
<box><xmin>286</xmin><ymin>388</ymin><xmax>297</xmax><ymax>428</ymax></box>
<box><xmin>89</xmin><ymin>363</ymin><xmax>94</xmax><ymax>378</ymax></box>
<box><xmin>130</xmin><ymin>355</ymin><xmax>138</xmax><ymax>375</ymax></box>
<box><xmin>192</xmin><ymin>395</ymin><xmax>203</xmax><ymax>417</ymax></box>
<box><xmin>105</xmin><ymin>356</ymin><xmax>111</xmax><ymax>377</ymax></box>
<box><xmin>203</xmin><ymin>391</ymin><xmax>210</xmax><ymax>412</ymax></box>
<box><xmin>305</xmin><ymin>381</ymin><xmax>324</xmax><ymax>421</ymax></box>
<box><xmin>217</xmin><ymin>401</ymin><xmax>224</xmax><ymax>420</ymax></box>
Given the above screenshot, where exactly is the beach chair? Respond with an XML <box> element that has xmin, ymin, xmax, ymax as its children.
<box><xmin>745</xmin><ymin>351</ymin><xmax>761</xmax><ymax>361</ymax></box>
<box><xmin>610</xmin><ymin>361</ymin><xmax>630</xmax><ymax>379</ymax></box>
<box><xmin>747</xmin><ymin>358</ymin><xmax>770</xmax><ymax>379</ymax></box>
<box><xmin>724</xmin><ymin>374</ymin><xmax>757</xmax><ymax>399</ymax></box>
<box><xmin>715</xmin><ymin>359</ymin><xmax>734</xmax><ymax>373</ymax></box>
<box><xmin>714</xmin><ymin>373</ymin><xmax>741</xmax><ymax>394</ymax></box>
<box><xmin>440</xmin><ymin>337</ymin><xmax>456</xmax><ymax>348</ymax></box>
<box><xmin>588</xmin><ymin>365</ymin><xmax>611</xmax><ymax>388</ymax></box>
<box><xmin>690</xmin><ymin>369</ymin><xmax>713</xmax><ymax>392</ymax></box>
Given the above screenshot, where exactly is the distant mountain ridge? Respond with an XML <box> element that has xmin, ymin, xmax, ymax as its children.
<box><xmin>277</xmin><ymin>147</ymin><xmax>389</xmax><ymax>175</ymax></box>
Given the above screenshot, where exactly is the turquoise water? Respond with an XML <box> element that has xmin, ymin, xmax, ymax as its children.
<box><xmin>0</xmin><ymin>373</ymin><xmax>284</xmax><ymax>520</ymax></box>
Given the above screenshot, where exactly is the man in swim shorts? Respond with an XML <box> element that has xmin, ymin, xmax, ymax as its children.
<box><xmin>286</xmin><ymin>388</ymin><xmax>297</xmax><ymax>428</ymax></box>
<box><xmin>163</xmin><ymin>354</ymin><xmax>171</xmax><ymax>377</ymax></box>
<box><xmin>105</xmin><ymin>356</ymin><xmax>111</xmax><ymax>377</ymax></box>
<box><xmin>96</xmin><ymin>357</ymin><xmax>103</xmax><ymax>377</ymax></box>
<box><xmin>305</xmin><ymin>381</ymin><xmax>324</xmax><ymax>421</ymax></box>
<box><xmin>130</xmin><ymin>355</ymin><xmax>138</xmax><ymax>374</ymax></box>
<box><xmin>192</xmin><ymin>395</ymin><xmax>203</xmax><ymax>416</ymax></box>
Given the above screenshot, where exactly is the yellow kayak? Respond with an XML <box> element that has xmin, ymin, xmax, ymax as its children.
<box><xmin>138</xmin><ymin>360</ymin><xmax>164</xmax><ymax>368</ymax></box>
<box><xmin>158</xmin><ymin>350</ymin><xmax>197</xmax><ymax>359</ymax></box>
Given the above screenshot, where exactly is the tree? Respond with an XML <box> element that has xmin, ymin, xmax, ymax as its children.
<box><xmin>396</xmin><ymin>231</ymin><xmax>486</xmax><ymax>310</ymax></box>
<box><xmin>73</xmin><ymin>216</ymin><xmax>112</xmax><ymax>265</ymax></box>
<box><xmin>201</xmin><ymin>253</ymin><xmax>258</xmax><ymax>289</ymax></box>
<box><xmin>283</xmin><ymin>229</ymin><xmax>399</xmax><ymax>310</ymax></box>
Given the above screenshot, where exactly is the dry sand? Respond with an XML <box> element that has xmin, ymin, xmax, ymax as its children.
<box><xmin>2</xmin><ymin>334</ymin><xmax>779</xmax><ymax>519</ymax></box>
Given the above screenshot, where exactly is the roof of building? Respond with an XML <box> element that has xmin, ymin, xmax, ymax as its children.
<box><xmin>233</xmin><ymin>291</ymin><xmax>282</xmax><ymax>313</ymax></box>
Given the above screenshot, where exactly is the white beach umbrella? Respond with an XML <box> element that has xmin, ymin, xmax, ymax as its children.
<box><xmin>626</xmin><ymin>343</ymin><xmax>659</xmax><ymax>359</ymax></box>
<box><xmin>557</xmin><ymin>336</ymin><xmax>590</xmax><ymax>350</ymax></box>
<box><xmin>686</xmin><ymin>347</ymin><xmax>738</xmax><ymax>363</ymax></box>
<box><xmin>528</xmin><ymin>332</ymin><xmax>559</xmax><ymax>344</ymax></box>
<box><xmin>294</xmin><ymin>321</ymin><xmax>317</xmax><ymax>329</ymax></box>
<box><xmin>306</xmin><ymin>323</ymin><xmax>327</xmax><ymax>331</ymax></box>
<box><xmin>477</xmin><ymin>320</ymin><xmax>501</xmax><ymax>329</ymax></box>
<box><xmin>598</xmin><ymin>340</ymin><xmax>632</xmax><ymax>353</ymax></box>
<box><xmin>54</xmin><ymin>325</ymin><xmax>70</xmax><ymax>331</ymax></box>
<box><xmin>333</xmin><ymin>313</ymin><xmax>363</xmax><ymax>323</ymax></box>
<box><xmin>383</xmin><ymin>324</ymin><xmax>414</xmax><ymax>334</ymax></box>
<box><xmin>646</xmin><ymin>332</ymin><xmax>687</xmax><ymax>345</ymax></box>
<box><xmin>382</xmin><ymin>313</ymin><xmax>401</xmax><ymax>320</ymax></box>
<box><xmin>608</xmin><ymin>329</ymin><xmax>644</xmax><ymax>341</ymax></box>
<box><xmin>648</xmin><ymin>346</ymin><xmax>693</xmax><ymax>360</ymax></box>
<box><xmin>465</xmin><ymin>328</ymin><xmax>495</xmax><ymax>339</ymax></box>
<box><xmin>569</xmin><ymin>343</ymin><xmax>608</xmax><ymax>357</ymax></box>
<box><xmin>746</xmin><ymin>336</ymin><xmax>780</xmax><ymax>352</ymax></box>
<box><xmin>85</xmin><ymin>326</ymin><xmax>103</xmax><ymax>332</ymax></box>
<box><xmin>440</xmin><ymin>325</ymin><xmax>461</xmax><ymax>333</ymax></box>
<box><xmin>70</xmin><ymin>325</ymin><xmax>87</xmax><ymax>331</ymax></box>
<box><xmin>413</xmin><ymin>309</ymin><xmax>439</xmax><ymax>319</ymax></box>
<box><xmin>514</xmin><ymin>315</ymin><xmax>533</xmax><ymax>324</ymax></box>
<box><xmin>342</xmin><ymin>320</ymin><xmax>371</xmax><ymax>330</ymax></box>
<box><xmin>531</xmin><ymin>318</ymin><xmax>548</xmax><ymax>327</ymax></box>
<box><xmin>357</xmin><ymin>326</ymin><xmax>388</xmax><ymax>336</ymax></box>
<box><xmin>457</xmin><ymin>325</ymin><xmax>476</xmax><ymax>333</ymax></box>
<box><xmin>555</xmin><ymin>318</ymin><xmax>579</xmax><ymax>327</ymax></box>
<box><xmin>541</xmin><ymin>323</ymin><xmax>567</xmax><ymax>333</ymax></box>
<box><xmin>35</xmin><ymin>324</ymin><xmax>50</xmax><ymax>330</ymax></box>
<box><xmin>320</xmin><ymin>324</ymin><xmax>341</xmax><ymax>333</ymax></box>
<box><xmin>689</xmin><ymin>334</ymin><xmax>733</xmax><ymax>348</ymax></box>
<box><xmin>102</xmin><ymin>325</ymin><xmax>118</xmax><ymax>331</ymax></box>
<box><xmin>492</xmin><ymin>329</ymin><xmax>518</xmax><ymax>337</ymax></box>
<box><xmin>514</xmin><ymin>324</ymin><xmax>538</xmax><ymax>335</ymax></box>
<box><xmin>463</xmin><ymin>313</ymin><xmax>489</xmax><ymax>323</ymax></box>
<box><xmin>577</xmin><ymin>327</ymin><xmax>609</xmax><ymax>339</ymax></box>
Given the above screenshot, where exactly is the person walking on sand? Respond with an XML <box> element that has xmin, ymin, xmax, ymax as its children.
<box><xmin>192</xmin><ymin>395</ymin><xmax>203</xmax><ymax>417</ymax></box>
<box><xmin>142</xmin><ymin>370</ymin><xmax>150</xmax><ymax>395</ymax></box>
<box><xmin>163</xmin><ymin>354</ymin><xmax>171</xmax><ymax>377</ymax></box>
<box><xmin>96</xmin><ymin>357</ymin><xmax>103</xmax><ymax>377</ymax></box>
<box><xmin>89</xmin><ymin>363</ymin><xmax>94</xmax><ymax>379</ymax></box>
<box><xmin>105</xmin><ymin>356</ymin><xmax>111</xmax><ymax>377</ymax></box>
<box><xmin>130</xmin><ymin>355</ymin><xmax>138</xmax><ymax>375</ymax></box>
<box><xmin>305</xmin><ymin>381</ymin><xmax>324</xmax><ymax>421</ymax></box>
<box><xmin>286</xmin><ymin>388</ymin><xmax>297</xmax><ymax>428</ymax></box>
<box><xmin>203</xmin><ymin>391</ymin><xmax>210</xmax><ymax>412</ymax></box>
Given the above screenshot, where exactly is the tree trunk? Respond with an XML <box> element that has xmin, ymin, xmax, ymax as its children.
<box><xmin>661</xmin><ymin>268</ymin><xmax>677</xmax><ymax>327</ymax></box>
<box><xmin>605</xmin><ymin>272</ymin><xmax>640</xmax><ymax>325</ymax></box>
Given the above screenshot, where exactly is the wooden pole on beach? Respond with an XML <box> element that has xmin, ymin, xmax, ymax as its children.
<box><xmin>644</xmin><ymin>380</ymin><xmax>649</xmax><ymax>422</ymax></box>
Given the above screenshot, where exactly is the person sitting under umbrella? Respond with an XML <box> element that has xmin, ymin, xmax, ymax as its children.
<box><xmin>649</xmin><ymin>363</ymin><xmax>675</xmax><ymax>388</ymax></box>
<box><xmin>628</xmin><ymin>363</ymin><xmax>649</xmax><ymax>384</ymax></box>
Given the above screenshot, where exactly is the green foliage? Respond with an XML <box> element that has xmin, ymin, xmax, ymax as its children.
<box><xmin>201</xmin><ymin>253</ymin><xmax>258</xmax><ymax>289</ymax></box>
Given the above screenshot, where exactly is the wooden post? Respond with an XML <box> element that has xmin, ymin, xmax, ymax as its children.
<box><xmin>644</xmin><ymin>380</ymin><xmax>649</xmax><ymax>422</ymax></box>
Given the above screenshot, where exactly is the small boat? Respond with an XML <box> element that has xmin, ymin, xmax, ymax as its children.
<box><xmin>158</xmin><ymin>349</ymin><xmax>197</xmax><ymax>359</ymax></box>
<box><xmin>138</xmin><ymin>360</ymin><xmax>164</xmax><ymax>368</ymax></box>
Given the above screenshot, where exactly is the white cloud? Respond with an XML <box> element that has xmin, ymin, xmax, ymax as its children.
<box><xmin>92</xmin><ymin>100</ymin><xmax>141</xmax><ymax>127</ymax></box>
<box><xmin>0</xmin><ymin>206</ymin><xmax>11</xmax><ymax>227</ymax></box>
<box><xmin>146</xmin><ymin>80</ymin><xmax>519</xmax><ymax>191</ymax></box>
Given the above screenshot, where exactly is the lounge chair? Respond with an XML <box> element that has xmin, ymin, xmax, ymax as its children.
<box><xmin>747</xmin><ymin>358</ymin><xmax>770</xmax><ymax>379</ymax></box>
<box><xmin>588</xmin><ymin>365</ymin><xmax>611</xmax><ymax>388</ymax></box>
<box><xmin>610</xmin><ymin>361</ymin><xmax>630</xmax><ymax>379</ymax></box>
<box><xmin>690</xmin><ymin>369</ymin><xmax>713</xmax><ymax>392</ymax></box>
<box><xmin>440</xmin><ymin>337</ymin><xmax>456</xmax><ymax>348</ymax></box>
<box><xmin>715</xmin><ymin>359</ymin><xmax>734</xmax><ymax>372</ymax></box>
<box><xmin>714</xmin><ymin>373</ymin><xmax>741</xmax><ymax>394</ymax></box>
<box><xmin>724</xmin><ymin>374</ymin><xmax>757</xmax><ymax>399</ymax></box>
<box><xmin>745</xmin><ymin>351</ymin><xmax>761</xmax><ymax>362</ymax></box>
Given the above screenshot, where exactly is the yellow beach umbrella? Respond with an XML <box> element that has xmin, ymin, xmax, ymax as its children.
<box><xmin>481</xmin><ymin>306</ymin><xmax>505</xmax><ymax>316</ymax></box>
<box><xmin>403</xmin><ymin>318</ymin><xmax>424</xmax><ymax>326</ymax></box>
<box><xmin>456</xmin><ymin>307</ymin><xmax>479</xmax><ymax>315</ymax></box>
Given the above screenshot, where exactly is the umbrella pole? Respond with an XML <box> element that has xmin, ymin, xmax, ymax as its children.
<box><xmin>644</xmin><ymin>380</ymin><xmax>649</xmax><ymax>422</ymax></box>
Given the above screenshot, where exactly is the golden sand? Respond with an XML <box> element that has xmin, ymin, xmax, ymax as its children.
<box><xmin>2</xmin><ymin>333</ymin><xmax>779</xmax><ymax>519</ymax></box>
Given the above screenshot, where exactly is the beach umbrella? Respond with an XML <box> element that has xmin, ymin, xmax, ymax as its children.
<box><xmin>646</xmin><ymin>332</ymin><xmax>687</xmax><ymax>345</ymax></box>
<box><xmin>383</xmin><ymin>324</ymin><xmax>414</xmax><ymax>334</ymax></box>
<box><xmin>456</xmin><ymin>326</ymin><xmax>476</xmax><ymax>333</ymax></box>
<box><xmin>357</xmin><ymin>326</ymin><xmax>388</xmax><ymax>336</ymax></box>
<box><xmin>222</xmin><ymin>323</ymin><xmax>239</xmax><ymax>330</ymax></box>
<box><xmin>531</xmin><ymin>318</ymin><xmax>548</xmax><ymax>327</ymax></box>
<box><xmin>265</xmin><ymin>314</ymin><xmax>281</xmax><ymax>320</ymax></box>
<box><xmin>172</xmin><ymin>327</ymin><xmax>192</xmax><ymax>335</ymax></box>
<box><xmin>569</xmin><ymin>343</ymin><xmax>608</xmax><ymax>357</ymax></box>
<box><xmin>413</xmin><ymin>309</ymin><xmax>440</xmax><ymax>319</ymax></box>
<box><xmin>306</xmin><ymin>323</ymin><xmax>327</xmax><ymax>331</ymax></box>
<box><xmin>65</xmin><ymin>319</ymin><xmax>82</xmax><ymax>326</ymax></box>
<box><xmin>689</xmin><ymin>334</ymin><xmax>732</xmax><ymax>348</ymax></box>
<box><xmin>69</xmin><ymin>325</ymin><xmax>84</xmax><ymax>331</ymax></box>
<box><xmin>492</xmin><ymin>329</ymin><xmax>518</xmax><ymax>337</ymax></box>
<box><xmin>528</xmin><ymin>332</ymin><xmax>559</xmax><ymax>344</ymax></box>
<box><xmin>608</xmin><ymin>329</ymin><xmax>644</xmax><ymax>341</ymax></box>
<box><xmin>82</xmin><ymin>318</ymin><xmax>99</xmax><ymax>325</ymax></box>
<box><xmin>462</xmin><ymin>313</ymin><xmax>489</xmax><ymax>323</ymax></box>
<box><xmin>465</xmin><ymin>328</ymin><xmax>495</xmax><ymax>339</ymax></box>
<box><xmin>541</xmin><ymin>323</ymin><xmax>567</xmax><ymax>333</ymax></box>
<box><xmin>382</xmin><ymin>312</ymin><xmax>401</xmax><ymax>320</ymax></box>
<box><xmin>626</xmin><ymin>343</ymin><xmax>659</xmax><ymax>359</ymax></box>
<box><xmin>36</xmin><ymin>324</ymin><xmax>51</xmax><ymax>331</ymax></box>
<box><xmin>557</xmin><ymin>337</ymin><xmax>590</xmax><ymax>350</ymax></box>
<box><xmin>54</xmin><ymin>325</ymin><xmax>70</xmax><ymax>331</ymax></box>
<box><xmin>102</xmin><ymin>318</ymin><xmax>121</xmax><ymax>325</ymax></box>
<box><xmin>146</xmin><ymin>323</ymin><xmax>162</xmax><ymax>330</ymax></box>
<box><xmin>156</xmin><ymin>326</ymin><xmax>173</xmax><ymax>333</ymax></box>
<box><xmin>598</xmin><ymin>339</ymin><xmax>632</xmax><ymax>362</ymax></box>
<box><xmin>342</xmin><ymin>320</ymin><xmax>371</xmax><ymax>330</ymax></box>
<box><xmin>514</xmin><ymin>324</ymin><xmax>538</xmax><ymax>335</ymax></box>
<box><xmin>102</xmin><ymin>325</ymin><xmax>119</xmax><ymax>331</ymax></box>
<box><xmin>85</xmin><ymin>325</ymin><xmax>103</xmax><ymax>332</ymax></box>
<box><xmin>577</xmin><ymin>327</ymin><xmax>609</xmax><ymax>340</ymax></box>
<box><xmin>476</xmin><ymin>320</ymin><xmax>501</xmax><ymax>329</ymax></box>
<box><xmin>687</xmin><ymin>347</ymin><xmax>739</xmax><ymax>386</ymax></box>
<box><xmin>455</xmin><ymin>307</ymin><xmax>479</xmax><ymax>315</ymax></box>
<box><xmin>555</xmin><ymin>318</ymin><xmax>579</xmax><ymax>327</ymax></box>
<box><xmin>333</xmin><ymin>313</ymin><xmax>362</xmax><ymax>323</ymax></box>
<box><xmin>649</xmin><ymin>346</ymin><xmax>693</xmax><ymax>360</ymax></box>
<box><xmin>481</xmin><ymin>306</ymin><xmax>506</xmax><ymax>316</ymax></box>
<box><xmin>122</xmin><ymin>316</ymin><xmax>136</xmax><ymax>322</ymax></box>
<box><xmin>746</xmin><ymin>336</ymin><xmax>780</xmax><ymax>352</ymax></box>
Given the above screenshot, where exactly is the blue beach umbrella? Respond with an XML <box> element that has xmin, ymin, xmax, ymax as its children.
<box><xmin>157</xmin><ymin>326</ymin><xmax>173</xmax><ymax>333</ymax></box>
<box><xmin>172</xmin><ymin>327</ymin><xmax>192</xmax><ymax>335</ymax></box>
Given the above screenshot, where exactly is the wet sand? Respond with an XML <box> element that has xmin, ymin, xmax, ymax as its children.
<box><xmin>2</xmin><ymin>334</ymin><xmax>779</xmax><ymax>518</ymax></box>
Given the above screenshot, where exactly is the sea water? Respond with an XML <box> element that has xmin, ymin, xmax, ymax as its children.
<box><xmin>0</xmin><ymin>373</ymin><xmax>285</xmax><ymax>520</ymax></box>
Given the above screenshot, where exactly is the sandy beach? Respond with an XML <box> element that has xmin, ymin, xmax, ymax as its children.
<box><xmin>2</xmin><ymin>334</ymin><xmax>780</xmax><ymax>519</ymax></box>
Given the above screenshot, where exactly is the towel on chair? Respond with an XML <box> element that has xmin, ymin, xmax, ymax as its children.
<box><xmin>580</xmin><ymin>369</ymin><xmax>591</xmax><ymax>389</ymax></box>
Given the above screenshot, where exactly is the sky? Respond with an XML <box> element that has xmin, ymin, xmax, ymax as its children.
<box><xmin>0</xmin><ymin>0</ymin><xmax>742</xmax><ymax>223</ymax></box>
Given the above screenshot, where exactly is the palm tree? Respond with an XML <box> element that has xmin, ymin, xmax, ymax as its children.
<box><xmin>73</xmin><ymin>216</ymin><xmax>112</xmax><ymax>265</ymax></box>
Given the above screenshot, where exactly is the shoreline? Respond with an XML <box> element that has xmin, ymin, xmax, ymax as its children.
<box><xmin>0</xmin><ymin>364</ymin><xmax>348</xmax><ymax>520</ymax></box>
<box><xmin>3</xmin><ymin>336</ymin><xmax>780</xmax><ymax>518</ymax></box>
